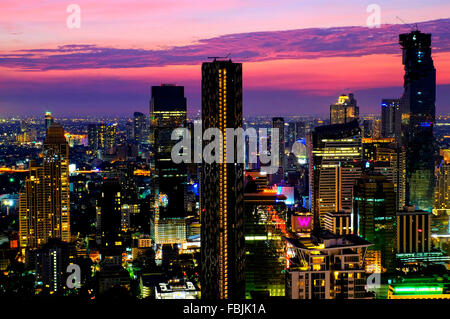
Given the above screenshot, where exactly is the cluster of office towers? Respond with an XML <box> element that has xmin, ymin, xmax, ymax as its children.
<box><xmin>18</xmin><ymin>29</ymin><xmax>438</xmax><ymax>299</ymax></box>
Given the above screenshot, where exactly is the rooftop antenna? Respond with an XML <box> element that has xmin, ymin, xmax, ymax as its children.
<box><xmin>396</xmin><ymin>16</ymin><xmax>419</xmax><ymax>31</ymax></box>
<box><xmin>207</xmin><ymin>53</ymin><xmax>231</xmax><ymax>60</ymax></box>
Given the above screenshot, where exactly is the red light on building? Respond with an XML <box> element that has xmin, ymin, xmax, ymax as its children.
<box><xmin>10</xmin><ymin>240</ymin><xmax>18</xmax><ymax>249</ymax></box>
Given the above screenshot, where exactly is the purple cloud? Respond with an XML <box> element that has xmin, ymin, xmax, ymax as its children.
<box><xmin>1</xmin><ymin>19</ymin><xmax>450</xmax><ymax>71</ymax></box>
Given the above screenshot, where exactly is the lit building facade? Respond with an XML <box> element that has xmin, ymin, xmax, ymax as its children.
<box><xmin>244</xmin><ymin>190</ymin><xmax>288</xmax><ymax>298</ymax></box>
<box><xmin>44</xmin><ymin>111</ymin><xmax>54</xmax><ymax>131</ymax></box>
<box><xmin>98</xmin><ymin>123</ymin><xmax>117</xmax><ymax>155</ymax></box>
<box><xmin>330</xmin><ymin>93</ymin><xmax>359</xmax><ymax>125</ymax></box>
<box><xmin>286</xmin><ymin>232</ymin><xmax>372</xmax><ymax>299</ymax></box>
<box><xmin>353</xmin><ymin>173</ymin><xmax>396</xmax><ymax>272</ymax></box>
<box><xmin>324</xmin><ymin>211</ymin><xmax>351</xmax><ymax>235</ymax></box>
<box><xmin>308</xmin><ymin>120</ymin><xmax>362</xmax><ymax>227</ymax></box>
<box><xmin>362</xmin><ymin>137</ymin><xmax>406</xmax><ymax>210</ymax></box>
<box><xmin>388</xmin><ymin>275</ymin><xmax>450</xmax><ymax>299</ymax></box>
<box><xmin>435</xmin><ymin>149</ymin><xmax>450</xmax><ymax>213</ymax></box>
<box><xmin>396</xmin><ymin>207</ymin><xmax>431</xmax><ymax>254</ymax></box>
<box><xmin>201</xmin><ymin>59</ymin><xmax>245</xmax><ymax>299</ymax></box>
<box><xmin>19</xmin><ymin>123</ymin><xmax>70</xmax><ymax>249</ymax></box>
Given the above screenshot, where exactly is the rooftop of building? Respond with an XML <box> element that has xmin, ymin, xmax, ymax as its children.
<box><xmin>284</xmin><ymin>230</ymin><xmax>372</xmax><ymax>251</ymax></box>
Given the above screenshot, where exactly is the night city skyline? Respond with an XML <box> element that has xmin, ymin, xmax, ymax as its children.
<box><xmin>1</xmin><ymin>1</ymin><xmax>450</xmax><ymax>313</ymax></box>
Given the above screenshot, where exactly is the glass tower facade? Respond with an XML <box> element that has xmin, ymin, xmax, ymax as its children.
<box><xmin>399</xmin><ymin>30</ymin><xmax>437</xmax><ymax>212</ymax></box>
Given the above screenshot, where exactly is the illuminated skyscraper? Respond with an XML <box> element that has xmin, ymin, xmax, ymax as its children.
<box><xmin>98</xmin><ymin>123</ymin><xmax>117</xmax><ymax>155</ymax></box>
<box><xmin>244</xmin><ymin>187</ymin><xmax>287</xmax><ymax>298</ymax></box>
<box><xmin>149</xmin><ymin>84</ymin><xmax>187</xmax><ymax>244</ymax></box>
<box><xmin>396</xmin><ymin>207</ymin><xmax>431</xmax><ymax>255</ymax></box>
<box><xmin>362</xmin><ymin>137</ymin><xmax>406</xmax><ymax>210</ymax></box>
<box><xmin>19</xmin><ymin>123</ymin><xmax>70</xmax><ymax>249</ymax></box>
<box><xmin>353</xmin><ymin>173</ymin><xmax>396</xmax><ymax>272</ymax></box>
<box><xmin>201</xmin><ymin>59</ymin><xmax>245</xmax><ymax>299</ymax></box>
<box><xmin>308</xmin><ymin>120</ymin><xmax>362</xmax><ymax>228</ymax></box>
<box><xmin>44</xmin><ymin>111</ymin><xmax>54</xmax><ymax>131</ymax></box>
<box><xmin>435</xmin><ymin>149</ymin><xmax>450</xmax><ymax>213</ymax></box>
<box><xmin>35</xmin><ymin>239</ymin><xmax>70</xmax><ymax>293</ymax></box>
<box><xmin>399</xmin><ymin>30</ymin><xmax>437</xmax><ymax>212</ymax></box>
<box><xmin>330</xmin><ymin>94</ymin><xmax>359</xmax><ymax>125</ymax></box>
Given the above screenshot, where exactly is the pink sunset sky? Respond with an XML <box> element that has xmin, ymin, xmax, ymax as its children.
<box><xmin>0</xmin><ymin>0</ymin><xmax>449</xmax><ymax>116</ymax></box>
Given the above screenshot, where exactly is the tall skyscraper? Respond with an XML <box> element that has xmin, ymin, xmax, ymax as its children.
<box><xmin>201</xmin><ymin>59</ymin><xmax>245</xmax><ymax>299</ymax></box>
<box><xmin>381</xmin><ymin>99</ymin><xmax>400</xmax><ymax>138</ymax></box>
<box><xmin>19</xmin><ymin>123</ymin><xmax>70</xmax><ymax>249</ymax></box>
<box><xmin>330</xmin><ymin>93</ymin><xmax>359</xmax><ymax>125</ymax></box>
<box><xmin>353</xmin><ymin>173</ymin><xmax>396</xmax><ymax>272</ymax></box>
<box><xmin>149</xmin><ymin>84</ymin><xmax>187</xmax><ymax>244</ymax></box>
<box><xmin>308</xmin><ymin>120</ymin><xmax>362</xmax><ymax>228</ymax></box>
<box><xmin>133</xmin><ymin>111</ymin><xmax>147</xmax><ymax>145</ymax></box>
<box><xmin>399</xmin><ymin>30</ymin><xmax>437</xmax><ymax>212</ymax></box>
<box><xmin>44</xmin><ymin>111</ymin><xmax>54</xmax><ymax>131</ymax></box>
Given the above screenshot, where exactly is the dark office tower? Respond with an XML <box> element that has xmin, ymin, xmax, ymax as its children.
<box><xmin>381</xmin><ymin>99</ymin><xmax>400</xmax><ymax>138</ymax></box>
<box><xmin>330</xmin><ymin>94</ymin><xmax>359</xmax><ymax>125</ymax></box>
<box><xmin>244</xmin><ymin>189</ymin><xmax>287</xmax><ymax>298</ymax></box>
<box><xmin>399</xmin><ymin>30</ymin><xmax>437</xmax><ymax>212</ymax></box>
<box><xmin>353</xmin><ymin>173</ymin><xmax>396</xmax><ymax>272</ymax></box>
<box><xmin>149</xmin><ymin>84</ymin><xmax>187</xmax><ymax>220</ymax></box>
<box><xmin>44</xmin><ymin>111</ymin><xmax>54</xmax><ymax>131</ymax></box>
<box><xmin>287</xmin><ymin>121</ymin><xmax>306</xmax><ymax>149</ymax></box>
<box><xmin>308</xmin><ymin>120</ymin><xmax>362</xmax><ymax>228</ymax></box>
<box><xmin>96</xmin><ymin>179</ymin><xmax>122</xmax><ymax>249</ymax></box>
<box><xmin>87</xmin><ymin>123</ymin><xmax>98</xmax><ymax>151</ymax></box>
<box><xmin>19</xmin><ymin>123</ymin><xmax>70</xmax><ymax>248</ymax></box>
<box><xmin>125</xmin><ymin>121</ymin><xmax>133</xmax><ymax>143</ymax></box>
<box><xmin>35</xmin><ymin>239</ymin><xmax>70</xmax><ymax>293</ymax></box>
<box><xmin>133</xmin><ymin>111</ymin><xmax>147</xmax><ymax>145</ymax></box>
<box><xmin>396</xmin><ymin>207</ymin><xmax>431</xmax><ymax>254</ymax></box>
<box><xmin>201</xmin><ymin>59</ymin><xmax>245</xmax><ymax>299</ymax></box>
<box><xmin>272</xmin><ymin>117</ymin><xmax>285</xmax><ymax>174</ymax></box>
<box><xmin>362</xmin><ymin>137</ymin><xmax>406</xmax><ymax>210</ymax></box>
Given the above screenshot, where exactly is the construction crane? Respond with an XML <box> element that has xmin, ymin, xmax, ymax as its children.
<box><xmin>396</xmin><ymin>16</ymin><xmax>418</xmax><ymax>31</ymax></box>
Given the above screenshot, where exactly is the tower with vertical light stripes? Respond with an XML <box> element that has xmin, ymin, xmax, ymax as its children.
<box><xmin>19</xmin><ymin>123</ymin><xmax>70</xmax><ymax>249</ymax></box>
<box><xmin>200</xmin><ymin>59</ymin><xmax>245</xmax><ymax>299</ymax></box>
